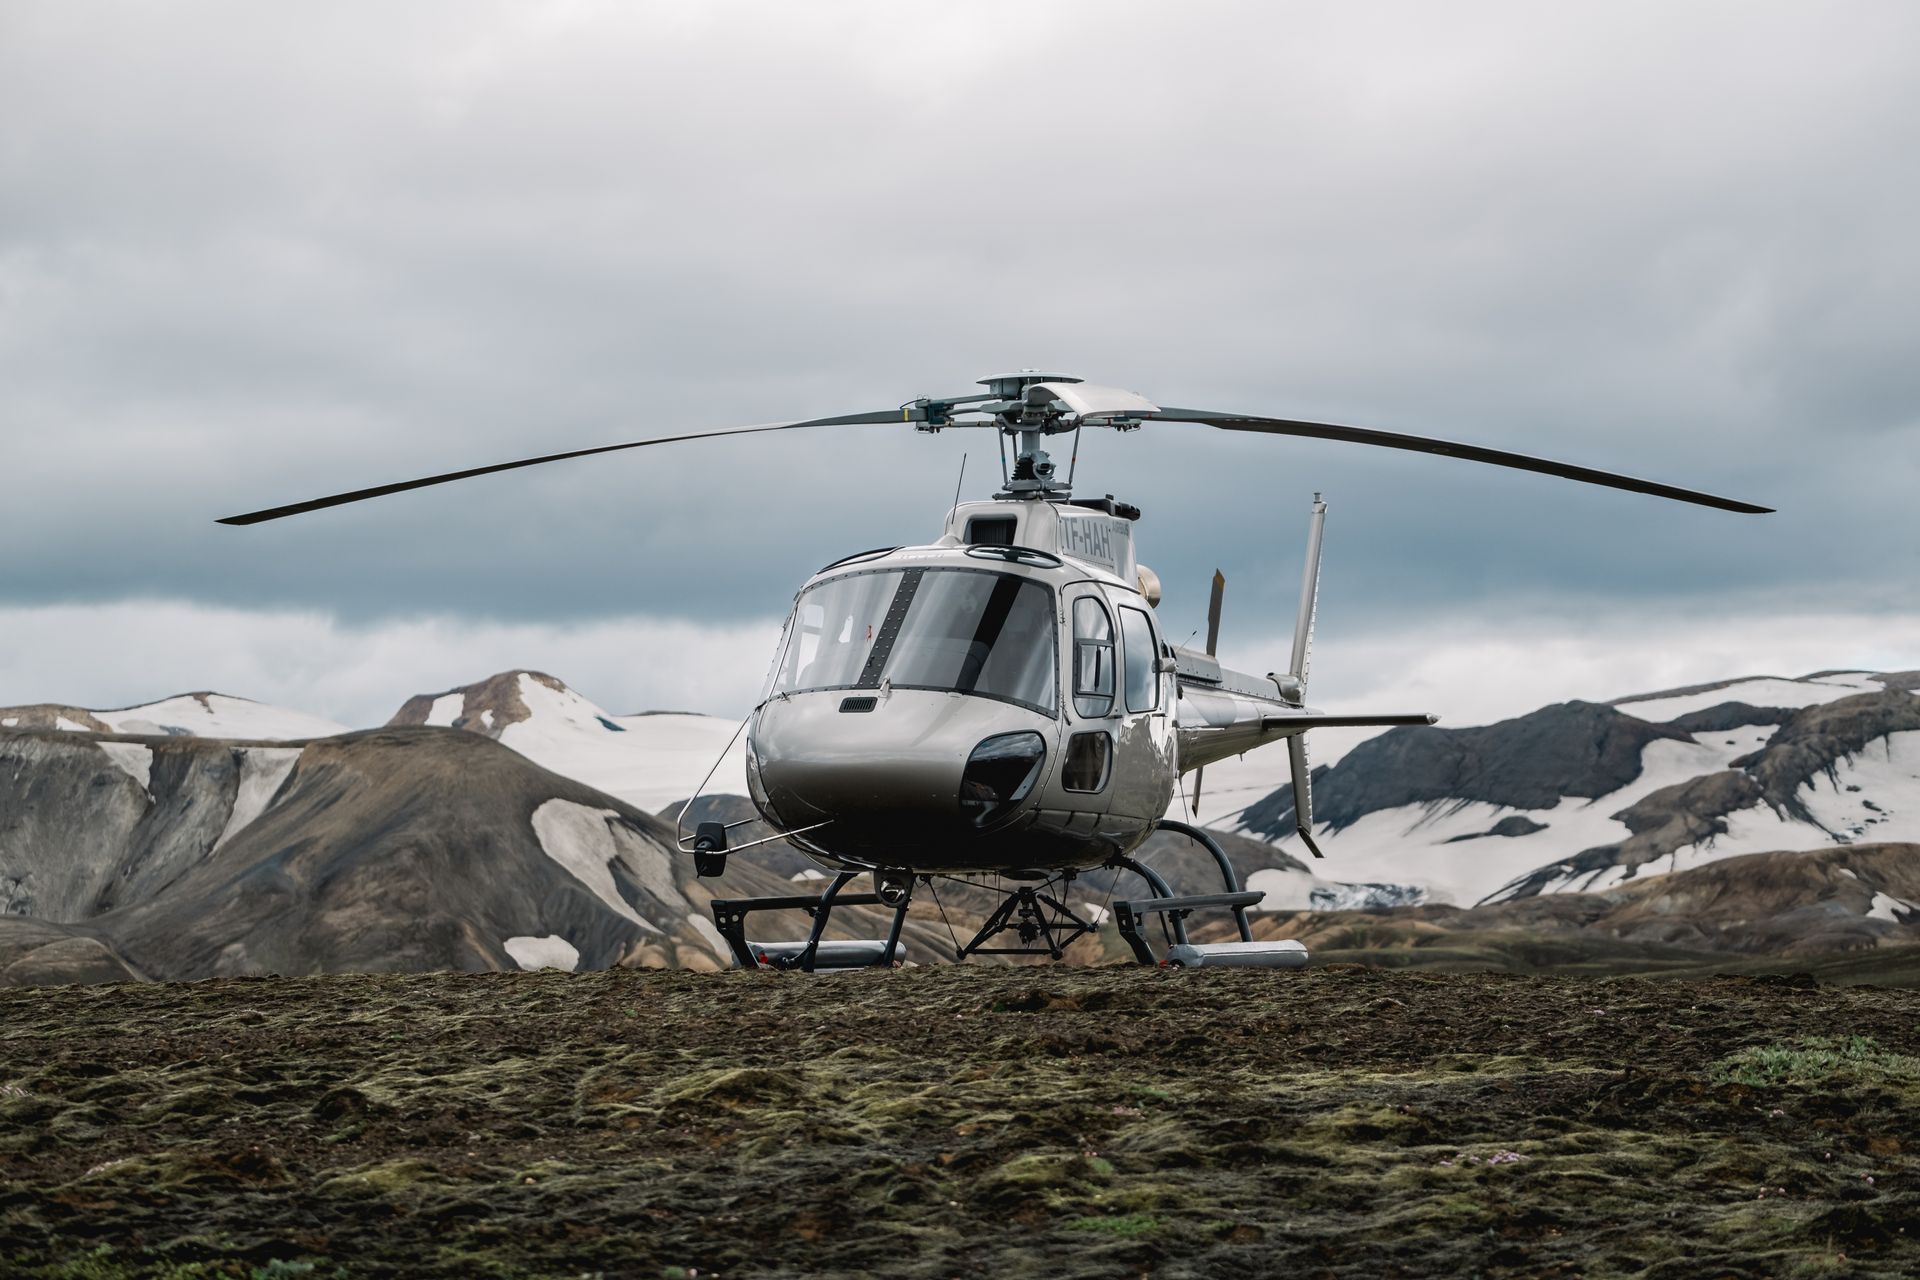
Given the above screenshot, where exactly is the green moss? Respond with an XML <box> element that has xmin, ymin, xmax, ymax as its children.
<box><xmin>313</xmin><ymin>1157</ymin><xmax>452</xmax><ymax>1198</ymax></box>
<box><xmin>4</xmin><ymin>967</ymin><xmax>1919</xmax><ymax>1279</ymax></box>
<box><xmin>1710</xmin><ymin>1035</ymin><xmax>1920</xmax><ymax>1088</ymax></box>
<box><xmin>1065</xmin><ymin>1213</ymin><xmax>1158</xmax><ymax>1236</ymax></box>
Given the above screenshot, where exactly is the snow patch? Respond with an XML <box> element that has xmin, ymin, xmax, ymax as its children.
<box><xmin>1247</xmin><ymin>866</ymin><xmax>1319</xmax><ymax>910</ymax></box>
<box><xmin>687</xmin><ymin>913</ymin><xmax>731</xmax><ymax>958</ymax></box>
<box><xmin>97</xmin><ymin>741</ymin><xmax>152</xmax><ymax>792</ymax></box>
<box><xmin>1</xmin><ymin>717</ymin><xmax>16</xmax><ymax>727</ymax></box>
<box><xmin>56</xmin><ymin>717</ymin><xmax>90</xmax><ymax>732</ymax></box>
<box><xmin>213</xmin><ymin>747</ymin><xmax>302</xmax><ymax>850</ymax></box>
<box><xmin>1867</xmin><ymin>892</ymin><xmax>1916</xmax><ymax>923</ymax></box>
<box><xmin>529</xmin><ymin>799</ymin><xmax>663</xmax><ymax>931</ymax></box>
<box><xmin>94</xmin><ymin>694</ymin><xmax>346</xmax><ymax>741</ymax></box>
<box><xmin>423</xmin><ymin>692</ymin><xmax>465</xmax><ymax>727</ymax></box>
<box><xmin>504</xmin><ymin>935</ymin><xmax>580</xmax><ymax>971</ymax></box>
<box><xmin>497</xmin><ymin>675</ymin><xmax>747</xmax><ymax>813</ymax></box>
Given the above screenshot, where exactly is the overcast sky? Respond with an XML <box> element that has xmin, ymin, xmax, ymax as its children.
<box><xmin>4</xmin><ymin>1</ymin><xmax>1917</xmax><ymax>728</ymax></box>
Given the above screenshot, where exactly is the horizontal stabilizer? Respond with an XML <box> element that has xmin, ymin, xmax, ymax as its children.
<box><xmin>1262</xmin><ymin>713</ymin><xmax>1438</xmax><ymax>731</ymax></box>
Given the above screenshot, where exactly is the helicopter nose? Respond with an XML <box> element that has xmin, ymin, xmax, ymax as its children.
<box><xmin>748</xmin><ymin>691</ymin><xmax>1054</xmax><ymax>838</ymax></box>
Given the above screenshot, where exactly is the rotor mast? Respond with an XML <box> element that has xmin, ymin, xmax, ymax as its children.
<box><xmin>974</xmin><ymin>371</ymin><xmax>1081</xmax><ymax>499</ymax></box>
<box><xmin>912</xmin><ymin>371</ymin><xmax>1154</xmax><ymax>501</ymax></box>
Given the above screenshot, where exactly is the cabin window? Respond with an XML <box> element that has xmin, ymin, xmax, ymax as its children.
<box><xmin>1119</xmin><ymin>606</ymin><xmax>1159</xmax><ymax>713</ymax></box>
<box><xmin>1072</xmin><ymin>595</ymin><xmax>1116</xmax><ymax>718</ymax></box>
<box><xmin>1062</xmin><ymin>731</ymin><xmax>1112</xmax><ymax>792</ymax></box>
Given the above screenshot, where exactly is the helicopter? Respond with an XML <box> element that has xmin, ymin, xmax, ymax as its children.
<box><xmin>220</xmin><ymin>372</ymin><xmax>1769</xmax><ymax>972</ymax></box>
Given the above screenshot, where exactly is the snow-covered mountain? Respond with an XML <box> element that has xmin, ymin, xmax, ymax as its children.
<box><xmin>9</xmin><ymin>665</ymin><xmax>1918</xmax><ymax>933</ymax></box>
<box><xmin>0</xmin><ymin>675</ymin><xmax>745</xmax><ymax>818</ymax></box>
<box><xmin>386</xmin><ymin>670</ymin><xmax>746</xmax><ymax>815</ymax></box>
<box><xmin>0</xmin><ymin>692</ymin><xmax>346</xmax><ymax>741</ymax></box>
<box><xmin>1232</xmin><ymin>670</ymin><xmax>1920</xmax><ymax>907</ymax></box>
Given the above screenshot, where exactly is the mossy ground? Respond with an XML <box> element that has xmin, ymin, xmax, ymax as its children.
<box><xmin>2</xmin><ymin>967</ymin><xmax>1917</xmax><ymax>1278</ymax></box>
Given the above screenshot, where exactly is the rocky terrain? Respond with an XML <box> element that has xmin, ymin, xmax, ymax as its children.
<box><xmin>3</xmin><ymin>668</ymin><xmax>1918</xmax><ymax>987</ymax></box>
<box><xmin>1236</xmin><ymin>670</ymin><xmax>1920</xmax><ymax>906</ymax></box>
<box><xmin>2</xmin><ymin>966</ymin><xmax>1916</xmax><ymax>1278</ymax></box>
<box><xmin>0</xmin><ymin>725</ymin><xmax>732</xmax><ymax>983</ymax></box>
<box><xmin>1198</xmin><ymin>843</ymin><xmax>1920</xmax><ymax>983</ymax></box>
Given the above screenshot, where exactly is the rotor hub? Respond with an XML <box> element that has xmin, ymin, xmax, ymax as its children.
<box><xmin>975</xmin><ymin>371</ymin><xmax>1081</xmax><ymax>400</ymax></box>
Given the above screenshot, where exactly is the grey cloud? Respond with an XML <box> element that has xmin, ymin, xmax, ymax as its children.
<box><xmin>3</xmin><ymin>0</ymin><xmax>1919</xmax><ymax>646</ymax></box>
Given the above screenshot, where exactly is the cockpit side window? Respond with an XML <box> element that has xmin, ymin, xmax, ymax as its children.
<box><xmin>1118</xmin><ymin>605</ymin><xmax>1160</xmax><ymax>713</ymax></box>
<box><xmin>1072</xmin><ymin>595</ymin><xmax>1116</xmax><ymax>718</ymax></box>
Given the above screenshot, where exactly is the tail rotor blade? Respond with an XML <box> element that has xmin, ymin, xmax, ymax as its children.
<box><xmin>1204</xmin><ymin>569</ymin><xmax>1225</xmax><ymax>656</ymax></box>
<box><xmin>1189</xmin><ymin>569</ymin><xmax>1226</xmax><ymax>817</ymax></box>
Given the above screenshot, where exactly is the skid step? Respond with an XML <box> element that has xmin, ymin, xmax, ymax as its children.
<box><xmin>748</xmin><ymin>939</ymin><xmax>902</xmax><ymax>971</ymax></box>
<box><xmin>1164</xmin><ymin>940</ymin><xmax>1309</xmax><ymax>969</ymax></box>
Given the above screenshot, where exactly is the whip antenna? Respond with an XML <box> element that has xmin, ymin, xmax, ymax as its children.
<box><xmin>949</xmin><ymin>452</ymin><xmax>968</xmax><ymax>526</ymax></box>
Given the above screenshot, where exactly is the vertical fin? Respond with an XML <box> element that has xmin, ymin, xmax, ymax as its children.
<box><xmin>1191</xmin><ymin>569</ymin><xmax>1227</xmax><ymax>815</ymax></box>
<box><xmin>1289</xmin><ymin>496</ymin><xmax>1328</xmax><ymax>857</ymax></box>
<box><xmin>1288</xmin><ymin>735</ymin><xmax>1326</xmax><ymax>859</ymax></box>
<box><xmin>1290</xmin><ymin>494</ymin><xmax>1327</xmax><ymax>683</ymax></box>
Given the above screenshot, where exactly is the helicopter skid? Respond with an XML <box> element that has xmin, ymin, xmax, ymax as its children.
<box><xmin>710</xmin><ymin>871</ymin><xmax>911</xmax><ymax>974</ymax></box>
<box><xmin>1101</xmin><ymin>822</ymin><xmax>1310</xmax><ymax>967</ymax></box>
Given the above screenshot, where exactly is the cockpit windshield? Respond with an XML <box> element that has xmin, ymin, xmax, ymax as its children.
<box><xmin>766</xmin><ymin>567</ymin><xmax>1057</xmax><ymax>714</ymax></box>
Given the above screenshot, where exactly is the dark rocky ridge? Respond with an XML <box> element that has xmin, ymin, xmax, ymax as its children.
<box><xmin>0</xmin><ymin>730</ymin><xmax>251</xmax><ymax>919</ymax></box>
<box><xmin>1665</xmin><ymin>700</ymin><xmax>1794</xmax><ymax>733</ymax></box>
<box><xmin>1443</xmin><ymin>814</ymin><xmax>1550</xmax><ymax>843</ymax></box>
<box><xmin>1240</xmin><ymin>701</ymin><xmax>1694</xmax><ymax>839</ymax></box>
<box><xmin>1737</xmin><ymin>691</ymin><xmax>1920</xmax><ymax>823</ymax></box>
<box><xmin>1492</xmin><ymin>769</ymin><xmax>1765</xmax><ymax>899</ymax></box>
<box><xmin>1506</xmin><ymin>691</ymin><xmax>1920</xmax><ymax>899</ymax></box>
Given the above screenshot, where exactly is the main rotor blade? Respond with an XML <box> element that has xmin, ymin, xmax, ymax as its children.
<box><xmin>1147</xmin><ymin>408</ymin><xmax>1772</xmax><ymax>514</ymax></box>
<box><xmin>216</xmin><ymin>408</ymin><xmax>920</xmax><ymax>525</ymax></box>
